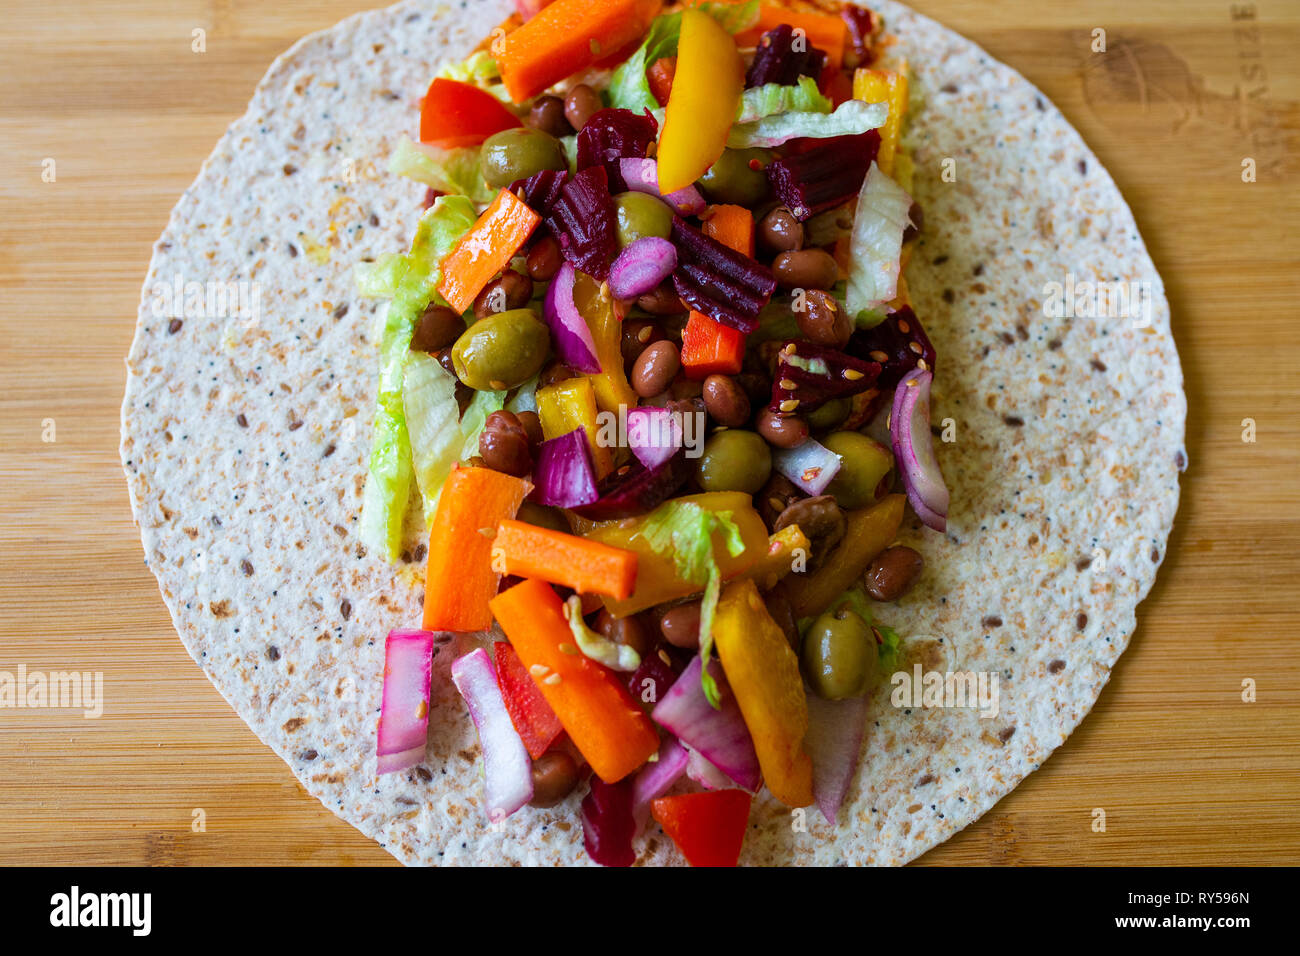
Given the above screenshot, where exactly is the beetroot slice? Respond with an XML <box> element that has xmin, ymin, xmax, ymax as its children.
<box><xmin>766</xmin><ymin>131</ymin><xmax>881</xmax><ymax>221</ymax></box>
<box><xmin>568</xmin><ymin>451</ymin><xmax>691</xmax><ymax>521</ymax></box>
<box><xmin>546</xmin><ymin>165</ymin><xmax>618</xmax><ymax>281</ymax></box>
<box><xmin>746</xmin><ymin>23</ymin><xmax>827</xmax><ymax>88</ymax></box>
<box><xmin>845</xmin><ymin>305</ymin><xmax>937</xmax><ymax>391</ymax></box>
<box><xmin>576</xmin><ymin>108</ymin><xmax>658</xmax><ymax>192</ymax></box>
<box><xmin>669</xmin><ymin>217</ymin><xmax>776</xmax><ymax>333</ymax></box>
<box><xmin>767</xmin><ymin>340</ymin><xmax>882</xmax><ymax>415</ymax></box>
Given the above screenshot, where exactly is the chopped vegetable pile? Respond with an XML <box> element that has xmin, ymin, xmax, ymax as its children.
<box><xmin>360</xmin><ymin>0</ymin><xmax>950</xmax><ymax>867</ymax></box>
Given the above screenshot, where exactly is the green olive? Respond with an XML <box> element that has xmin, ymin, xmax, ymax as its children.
<box><xmin>804</xmin><ymin>397</ymin><xmax>851</xmax><ymax>432</ymax></box>
<box><xmin>613</xmin><ymin>192</ymin><xmax>674</xmax><ymax>248</ymax></box>
<box><xmin>694</xmin><ymin>429</ymin><xmax>771</xmax><ymax>494</ymax></box>
<box><xmin>823</xmin><ymin>431</ymin><xmax>894</xmax><ymax>509</ymax></box>
<box><xmin>698</xmin><ymin>148</ymin><xmax>772</xmax><ymax>206</ymax></box>
<box><xmin>450</xmin><ymin>308</ymin><xmax>550</xmax><ymax>391</ymax></box>
<box><xmin>802</xmin><ymin>607</ymin><xmax>879</xmax><ymax>700</ymax></box>
<box><xmin>480</xmin><ymin>129</ymin><xmax>568</xmax><ymax>189</ymax></box>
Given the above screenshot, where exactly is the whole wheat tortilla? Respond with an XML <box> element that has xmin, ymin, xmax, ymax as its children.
<box><xmin>121</xmin><ymin>0</ymin><xmax>1185</xmax><ymax>865</ymax></box>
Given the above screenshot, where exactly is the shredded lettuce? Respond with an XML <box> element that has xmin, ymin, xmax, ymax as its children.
<box><xmin>359</xmin><ymin>195</ymin><xmax>478</xmax><ymax>561</ymax></box>
<box><xmin>354</xmin><ymin>254</ymin><xmax>407</xmax><ymax>298</ymax></box>
<box><xmin>727</xmin><ymin>99</ymin><xmax>888</xmax><ymax>149</ymax></box>
<box><xmin>845</xmin><ymin>161</ymin><xmax>912</xmax><ymax>319</ymax></box>
<box><xmin>875</xmin><ymin>623</ymin><xmax>904</xmax><ymax>674</ymax></box>
<box><xmin>435</xmin><ymin>50</ymin><xmax>513</xmax><ymax>104</ymax></box>
<box><xmin>389</xmin><ymin>137</ymin><xmax>495</xmax><ymax>204</ymax></box>
<box><xmin>458</xmin><ymin>388</ymin><xmax>506</xmax><ymax>461</ymax></box>
<box><xmin>565</xmin><ymin>596</ymin><xmax>642</xmax><ymax>672</ymax></box>
<box><xmin>736</xmin><ymin>76</ymin><xmax>831</xmax><ymax>124</ymax></box>
<box><xmin>641</xmin><ymin>500</ymin><xmax>747</xmax><ymax>708</ymax></box>
<box><xmin>402</xmin><ymin>351</ymin><xmax>463</xmax><ymax>523</ymax></box>
<box><xmin>607</xmin><ymin>2</ymin><xmax>760</xmax><ymax>112</ymax></box>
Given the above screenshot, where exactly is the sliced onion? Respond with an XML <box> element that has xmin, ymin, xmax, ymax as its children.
<box><xmin>651</xmin><ymin>655</ymin><xmax>761</xmax><ymax>792</ymax></box>
<box><xmin>450</xmin><ymin>647</ymin><xmax>533</xmax><ymax>822</ymax></box>
<box><xmin>532</xmin><ymin>428</ymin><xmax>599</xmax><ymax>508</ymax></box>
<box><xmin>376</xmin><ymin>629</ymin><xmax>435</xmax><ymax>775</ymax></box>
<box><xmin>618</xmin><ymin>158</ymin><xmax>707</xmax><ymax>216</ymax></box>
<box><xmin>625</xmin><ymin>405</ymin><xmax>683</xmax><ymax>471</ymax></box>
<box><xmin>890</xmin><ymin>368</ymin><xmax>949</xmax><ymax>532</ymax></box>
<box><xmin>772</xmin><ymin>436</ymin><xmax>842</xmax><ymax>496</ymax></box>
<box><xmin>685</xmin><ymin>745</ymin><xmax>734</xmax><ymax>791</ymax></box>
<box><xmin>542</xmin><ymin>261</ymin><xmax>601</xmax><ymax>373</ymax></box>
<box><xmin>804</xmin><ymin>690</ymin><xmax>870</xmax><ymax>825</ymax></box>
<box><xmin>609</xmin><ymin>237</ymin><xmax>678</xmax><ymax>300</ymax></box>
<box><xmin>630</xmin><ymin>736</ymin><xmax>689</xmax><ymax>834</ymax></box>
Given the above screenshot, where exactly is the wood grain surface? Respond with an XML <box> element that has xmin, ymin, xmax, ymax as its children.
<box><xmin>1</xmin><ymin>0</ymin><xmax>1297</xmax><ymax>866</ymax></box>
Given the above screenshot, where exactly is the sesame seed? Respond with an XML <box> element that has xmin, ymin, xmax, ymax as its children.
<box><xmin>909</xmin><ymin>341</ymin><xmax>923</xmax><ymax>354</ymax></box>
<box><xmin>779</xmin><ymin>377</ymin><xmax>797</xmax><ymax>389</ymax></box>
<box><xmin>543</xmin><ymin>673</ymin><xmax>562</xmax><ymax>686</ymax></box>
<box><xmin>529</xmin><ymin>664</ymin><xmax>551</xmax><ymax>678</ymax></box>
<box><xmin>779</xmin><ymin>399</ymin><xmax>800</xmax><ymax>412</ymax></box>
<box><xmin>869</xmin><ymin>350</ymin><xmax>888</xmax><ymax>362</ymax></box>
<box><xmin>898</xmin><ymin>320</ymin><xmax>911</xmax><ymax>333</ymax></box>
<box><xmin>843</xmin><ymin>368</ymin><xmax>865</xmax><ymax>381</ymax></box>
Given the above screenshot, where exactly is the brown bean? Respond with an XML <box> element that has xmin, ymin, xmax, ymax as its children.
<box><xmin>527</xmin><ymin>95</ymin><xmax>573</xmax><ymax>138</ymax></box>
<box><xmin>596</xmin><ymin>608</ymin><xmax>653</xmax><ymax>660</ymax></box>
<box><xmin>525</xmin><ymin>236</ymin><xmax>563</xmax><ymax>281</ymax></box>
<box><xmin>631</xmin><ymin>340</ymin><xmax>680</xmax><ymax>398</ymax></box>
<box><xmin>775</xmin><ymin>495</ymin><xmax>845</xmax><ymax>572</ymax></box>
<box><xmin>410</xmin><ymin>304</ymin><xmax>466</xmax><ymax>353</ymax></box>
<box><xmin>635</xmin><ymin>281</ymin><xmax>687</xmax><ymax>316</ymax></box>
<box><xmin>563</xmin><ymin>84</ymin><xmax>602</xmax><ymax>131</ymax></box>
<box><xmin>435</xmin><ymin>347</ymin><xmax>475</xmax><ymax>413</ymax></box>
<box><xmin>864</xmin><ymin>546</ymin><xmax>924</xmax><ymax>602</ymax></box>
<box><xmin>701</xmin><ymin>374</ymin><xmax>750</xmax><ymax>427</ymax></box>
<box><xmin>795</xmin><ymin>288</ymin><xmax>853</xmax><ymax>348</ymax></box>
<box><xmin>538</xmin><ymin>359</ymin><xmax>576</xmax><ymax>389</ymax></box>
<box><xmin>515</xmin><ymin>409</ymin><xmax>544</xmax><ymax>448</ymax></box>
<box><xmin>756</xmin><ymin>407</ymin><xmax>809</xmax><ymax>449</ymax></box>
<box><xmin>659</xmin><ymin>601</ymin><xmax>702</xmax><ymax>649</ymax></box>
<box><xmin>772</xmin><ymin>248</ymin><xmax>839</xmax><ymax>290</ymax></box>
<box><xmin>473</xmin><ymin>268</ymin><xmax>533</xmax><ymax>318</ymax></box>
<box><xmin>757</xmin><ymin>472</ymin><xmax>805</xmax><ymax>531</ymax></box>
<box><xmin>620</xmin><ymin>318</ymin><xmax>665</xmax><ymax>367</ymax></box>
<box><xmin>758</xmin><ymin>205</ymin><xmax>804</xmax><ymax>254</ymax></box>
<box><xmin>529</xmin><ymin>750</ymin><xmax>580</xmax><ymax>808</ymax></box>
<box><xmin>478</xmin><ymin>410</ymin><xmax>533</xmax><ymax>477</ymax></box>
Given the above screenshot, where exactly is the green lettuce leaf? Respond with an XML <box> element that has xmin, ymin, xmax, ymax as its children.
<box><xmin>458</xmin><ymin>388</ymin><xmax>506</xmax><ymax>461</ymax></box>
<box><xmin>641</xmin><ymin>500</ymin><xmax>747</xmax><ymax>708</ymax></box>
<box><xmin>354</xmin><ymin>253</ymin><xmax>407</xmax><ymax>298</ymax></box>
<box><xmin>727</xmin><ymin>99</ymin><xmax>888</xmax><ymax>149</ymax></box>
<box><xmin>565</xmin><ymin>596</ymin><xmax>642</xmax><ymax>672</ymax></box>
<box><xmin>359</xmin><ymin>195</ymin><xmax>478</xmax><ymax>560</ymax></box>
<box><xmin>874</xmin><ymin>623</ymin><xmax>904</xmax><ymax>674</ymax></box>
<box><xmin>389</xmin><ymin>137</ymin><xmax>495</xmax><ymax>204</ymax></box>
<box><xmin>402</xmin><ymin>352</ymin><xmax>463</xmax><ymax>524</ymax></box>
<box><xmin>736</xmin><ymin>76</ymin><xmax>831</xmax><ymax>124</ymax></box>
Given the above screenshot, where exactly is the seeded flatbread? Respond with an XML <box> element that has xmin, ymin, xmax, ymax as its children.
<box><xmin>120</xmin><ymin>0</ymin><xmax>1185</xmax><ymax>865</ymax></box>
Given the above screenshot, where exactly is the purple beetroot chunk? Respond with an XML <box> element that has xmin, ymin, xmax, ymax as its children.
<box><xmin>766</xmin><ymin>131</ymin><xmax>881</xmax><ymax>221</ymax></box>
<box><xmin>581</xmin><ymin>776</ymin><xmax>637</xmax><ymax>867</ymax></box>
<box><xmin>669</xmin><ymin>217</ymin><xmax>776</xmax><ymax>334</ymax></box>
<box><xmin>568</xmin><ymin>450</ymin><xmax>692</xmax><ymax>521</ymax></box>
<box><xmin>845</xmin><ymin>305</ymin><xmax>937</xmax><ymax>391</ymax></box>
<box><xmin>576</xmin><ymin>108</ymin><xmax>658</xmax><ymax>192</ymax></box>
<box><xmin>746</xmin><ymin>23</ymin><xmax>828</xmax><ymax>88</ymax></box>
<box><xmin>768</xmin><ymin>340</ymin><xmax>882</xmax><ymax>415</ymax></box>
<box><xmin>546</xmin><ymin>165</ymin><xmax>618</xmax><ymax>281</ymax></box>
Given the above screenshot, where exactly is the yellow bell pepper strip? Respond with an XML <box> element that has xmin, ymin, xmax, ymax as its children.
<box><xmin>437</xmin><ymin>188</ymin><xmax>541</xmax><ymax>314</ymax></box>
<box><xmin>657</xmin><ymin>9</ymin><xmax>746</xmax><ymax>194</ymax></box>
<box><xmin>713</xmin><ymin>577</ymin><xmax>814</xmax><ymax>808</ymax></box>
<box><xmin>740</xmin><ymin>524</ymin><xmax>811</xmax><ymax>591</ymax></box>
<box><xmin>852</xmin><ymin>66</ymin><xmax>908</xmax><ymax>177</ymax></box>
<box><xmin>489</xmin><ymin>579</ymin><xmax>660</xmax><ymax>782</ymax></box>
<box><xmin>573</xmin><ymin>271</ymin><xmax>639</xmax><ymax>415</ymax></box>
<box><xmin>582</xmin><ymin>492</ymin><xmax>767</xmax><ymax>617</ymax></box>
<box><xmin>536</xmin><ymin>376</ymin><xmax>614</xmax><ymax>478</ymax></box>
<box><xmin>497</xmin><ymin>0</ymin><xmax>665</xmax><ymax>103</ymax></box>
<box><xmin>789</xmin><ymin>493</ymin><xmax>905</xmax><ymax>619</ymax></box>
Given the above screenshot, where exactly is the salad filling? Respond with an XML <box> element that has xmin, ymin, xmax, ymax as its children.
<box><xmin>359</xmin><ymin>0</ymin><xmax>948</xmax><ymax>867</ymax></box>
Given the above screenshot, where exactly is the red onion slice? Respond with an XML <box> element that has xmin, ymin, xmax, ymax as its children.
<box><xmin>531</xmin><ymin>428</ymin><xmax>600</xmax><ymax>508</ymax></box>
<box><xmin>450</xmin><ymin>647</ymin><xmax>534</xmax><ymax>822</ymax></box>
<box><xmin>685</xmin><ymin>745</ymin><xmax>735</xmax><ymax>791</ymax></box>
<box><xmin>376</xmin><ymin>629</ymin><xmax>435</xmax><ymax>775</ymax></box>
<box><xmin>619</xmin><ymin>158</ymin><xmax>707</xmax><ymax>216</ymax></box>
<box><xmin>630</xmin><ymin>737</ymin><xmax>689</xmax><ymax>834</ymax></box>
<box><xmin>651</xmin><ymin>655</ymin><xmax>761</xmax><ymax>792</ymax></box>
<box><xmin>772</xmin><ymin>436</ymin><xmax>842</xmax><ymax>496</ymax></box>
<box><xmin>609</xmin><ymin>237</ymin><xmax>678</xmax><ymax>301</ymax></box>
<box><xmin>625</xmin><ymin>405</ymin><xmax>683</xmax><ymax>471</ymax></box>
<box><xmin>542</xmin><ymin>261</ymin><xmax>601</xmax><ymax>373</ymax></box>
<box><xmin>890</xmin><ymin>368</ymin><xmax>949</xmax><ymax>531</ymax></box>
<box><xmin>804</xmin><ymin>690</ymin><xmax>870</xmax><ymax>825</ymax></box>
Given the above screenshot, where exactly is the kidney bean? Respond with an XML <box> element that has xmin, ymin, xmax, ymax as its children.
<box><xmin>772</xmin><ymin>248</ymin><xmax>838</xmax><ymax>290</ymax></box>
<box><xmin>596</xmin><ymin>608</ymin><xmax>653</xmax><ymax>660</ymax></box>
<box><xmin>564</xmin><ymin>84</ymin><xmax>602</xmax><ymax>131</ymax></box>
<box><xmin>795</xmin><ymin>288</ymin><xmax>853</xmax><ymax>348</ymax></box>
<box><xmin>701</xmin><ymin>374</ymin><xmax>750</xmax><ymax>427</ymax></box>
<box><xmin>478</xmin><ymin>410</ymin><xmax>533</xmax><ymax>477</ymax></box>
<box><xmin>757</xmin><ymin>472</ymin><xmax>805</xmax><ymax>531</ymax></box>
<box><xmin>864</xmin><ymin>546</ymin><xmax>924</xmax><ymax>601</ymax></box>
<box><xmin>659</xmin><ymin>601</ymin><xmax>702</xmax><ymax>649</ymax></box>
<box><xmin>631</xmin><ymin>340</ymin><xmax>681</xmax><ymax>398</ymax></box>
<box><xmin>775</xmin><ymin>495</ymin><xmax>845</xmax><ymax>571</ymax></box>
<box><xmin>527</xmin><ymin>95</ymin><xmax>573</xmax><ymax>138</ymax></box>
<box><xmin>635</xmin><ymin>282</ymin><xmax>687</xmax><ymax>316</ymax></box>
<box><xmin>529</xmin><ymin>750</ymin><xmax>580</xmax><ymax>808</ymax></box>
<box><xmin>473</xmin><ymin>268</ymin><xmax>533</xmax><ymax>318</ymax></box>
<box><xmin>525</xmin><ymin>236</ymin><xmax>563</xmax><ymax>281</ymax></box>
<box><xmin>410</xmin><ymin>304</ymin><xmax>465</xmax><ymax>353</ymax></box>
<box><xmin>515</xmin><ymin>409</ymin><xmax>544</xmax><ymax>449</ymax></box>
<box><xmin>758</xmin><ymin>205</ymin><xmax>804</xmax><ymax>254</ymax></box>
<box><xmin>756</xmin><ymin>407</ymin><xmax>809</xmax><ymax>449</ymax></box>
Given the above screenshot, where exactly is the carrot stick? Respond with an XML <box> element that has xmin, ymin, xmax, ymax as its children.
<box><xmin>490</xmin><ymin>579</ymin><xmax>660</xmax><ymax>782</ymax></box>
<box><xmin>422</xmin><ymin>465</ymin><xmax>531</xmax><ymax>632</ymax></box>
<box><xmin>494</xmin><ymin>519</ymin><xmax>638</xmax><ymax>599</ymax></box>
<box><xmin>436</xmin><ymin>188</ymin><xmax>540</xmax><ymax>314</ymax></box>
<box><xmin>733</xmin><ymin>4</ymin><xmax>847</xmax><ymax>70</ymax></box>
<box><xmin>497</xmin><ymin>0</ymin><xmax>665</xmax><ymax>103</ymax></box>
<box><xmin>681</xmin><ymin>205</ymin><xmax>754</xmax><ymax>379</ymax></box>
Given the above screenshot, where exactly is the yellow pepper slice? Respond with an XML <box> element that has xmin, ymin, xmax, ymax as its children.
<box><xmin>852</xmin><ymin>65</ymin><xmax>908</xmax><ymax>177</ymax></box>
<box><xmin>536</xmin><ymin>376</ymin><xmax>614</xmax><ymax>478</ymax></box>
<box><xmin>789</xmin><ymin>493</ymin><xmax>905</xmax><ymax>619</ymax></box>
<box><xmin>657</xmin><ymin>9</ymin><xmax>745</xmax><ymax>194</ymax></box>
<box><xmin>740</xmin><ymin>525</ymin><xmax>811</xmax><ymax>591</ymax></box>
<box><xmin>583</xmin><ymin>492</ymin><xmax>767</xmax><ymax>617</ymax></box>
<box><xmin>573</xmin><ymin>272</ymin><xmax>639</xmax><ymax>416</ymax></box>
<box><xmin>713</xmin><ymin>577</ymin><xmax>814</xmax><ymax>808</ymax></box>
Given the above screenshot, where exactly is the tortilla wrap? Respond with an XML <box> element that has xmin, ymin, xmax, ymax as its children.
<box><xmin>120</xmin><ymin>0</ymin><xmax>1185</xmax><ymax>865</ymax></box>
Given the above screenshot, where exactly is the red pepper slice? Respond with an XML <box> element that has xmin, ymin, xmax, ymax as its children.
<box><xmin>651</xmin><ymin>790</ymin><xmax>752</xmax><ymax>867</ymax></box>
<box><xmin>419</xmin><ymin>78</ymin><xmax>522</xmax><ymax>149</ymax></box>
<box><xmin>493</xmin><ymin>641</ymin><xmax>563</xmax><ymax>760</ymax></box>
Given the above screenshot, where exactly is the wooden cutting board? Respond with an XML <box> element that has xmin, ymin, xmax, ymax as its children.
<box><xmin>0</xmin><ymin>0</ymin><xmax>1296</xmax><ymax>866</ymax></box>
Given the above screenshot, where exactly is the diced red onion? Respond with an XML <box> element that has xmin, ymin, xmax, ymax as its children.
<box><xmin>450</xmin><ymin>647</ymin><xmax>533</xmax><ymax>822</ymax></box>
<box><xmin>651</xmin><ymin>655</ymin><xmax>761</xmax><ymax>791</ymax></box>
<box><xmin>532</xmin><ymin>428</ymin><xmax>600</xmax><ymax>508</ymax></box>
<box><xmin>625</xmin><ymin>405</ymin><xmax>683</xmax><ymax>471</ymax></box>
<box><xmin>890</xmin><ymin>368</ymin><xmax>949</xmax><ymax>532</ymax></box>
<box><xmin>569</xmin><ymin>451</ymin><xmax>690</xmax><ymax>521</ymax></box>
<box><xmin>630</xmin><ymin>736</ymin><xmax>689</xmax><ymax>834</ymax></box>
<box><xmin>542</xmin><ymin>261</ymin><xmax>601</xmax><ymax>373</ymax></box>
<box><xmin>618</xmin><ymin>158</ymin><xmax>707</xmax><ymax>216</ymax></box>
<box><xmin>804</xmin><ymin>690</ymin><xmax>870</xmax><ymax>825</ymax></box>
<box><xmin>609</xmin><ymin>237</ymin><xmax>678</xmax><ymax>301</ymax></box>
<box><xmin>772</xmin><ymin>437</ymin><xmax>842</xmax><ymax>496</ymax></box>
<box><xmin>376</xmin><ymin>629</ymin><xmax>435</xmax><ymax>775</ymax></box>
<box><xmin>685</xmin><ymin>745</ymin><xmax>734</xmax><ymax>790</ymax></box>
